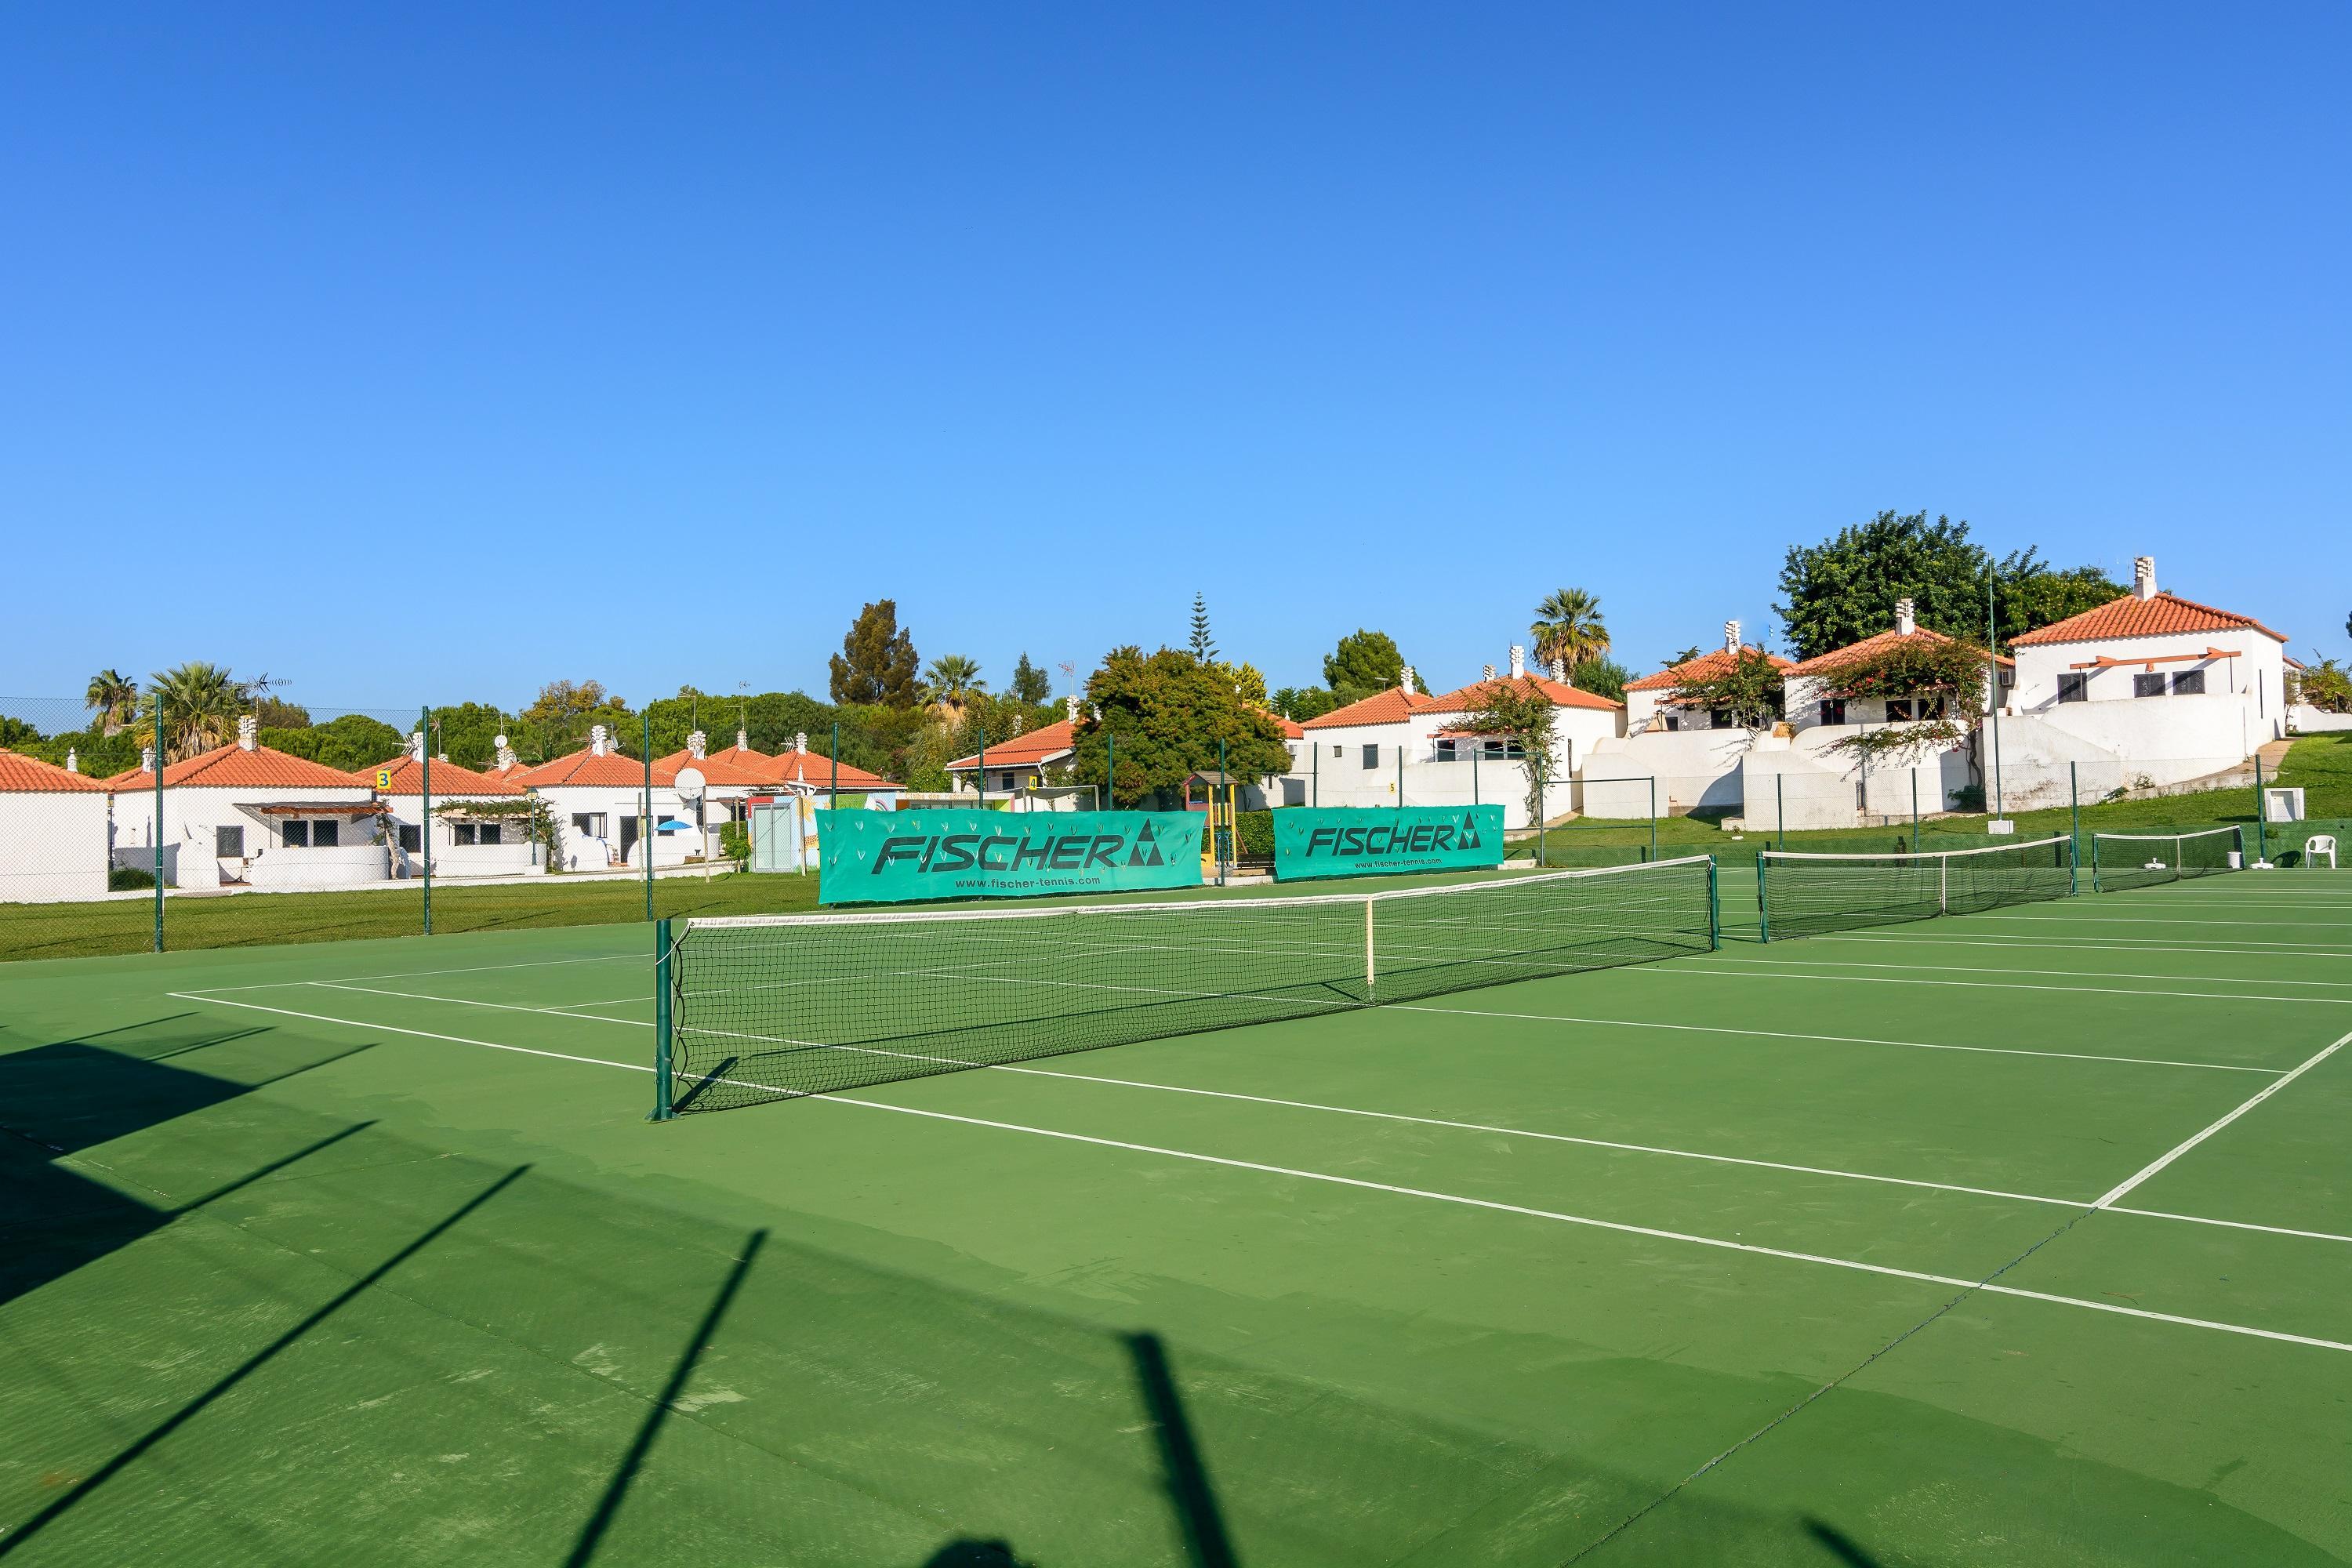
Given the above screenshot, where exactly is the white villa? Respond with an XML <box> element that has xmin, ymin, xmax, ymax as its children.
<box><xmin>366</xmin><ymin>735</ymin><xmax>539</xmax><ymax>879</ymax></box>
<box><xmin>0</xmin><ymin>750</ymin><xmax>111</xmax><ymax>902</ymax></box>
<box><xmin>1285</xmin><ymin>647</ymin><xmax>1624</xmax><ymax>828</ymax></box>
<box><xmin>105</xmin><ymin>717</ymin><xmax>388</xmax><ymax>890</ymax></box>
<box><xmin>509</xmin><ymin>724</ymin><xmax>688</xmax><ymax>871</ymax></box>
<box><xmin>946</xmin><ymin>699</ymin><xmax>1082</xmax><ymax>797</ymax></box>
<box><xmin>1583</xmin><ymin>622</ymin><xmax>1794</xmax><ymax>818</ymax></box>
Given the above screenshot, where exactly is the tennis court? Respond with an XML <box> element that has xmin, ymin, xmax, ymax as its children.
<box><xmin>5</xmin><ymin>855</ymin><xmax>2350</xmax><ymax>1564</ymax></box>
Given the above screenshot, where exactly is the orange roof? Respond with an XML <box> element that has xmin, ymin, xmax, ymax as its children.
<box><xmin>360</xmin><ymin>753</ymin><xmax>524</xmax><ymax>797</ymax></box>
<box><xmin>103</xmin><ymin>742</ymin><xmax>373</xmax><ymax>793</ymax></box>
<box><xmin>2008</xmin><ymin>590</ymin><xmax>2288</xmax><ymax>648</ymax></box>
<box><xmin>0</xmin><ymin>750</ymin><xmax>107</xmax><ymax>793</ymax></box>
<box><xmin>1426</xmin><ymin>673</ymin><xmax>1623</xmax><ymax>714</ymax></box>
<box><xmin>760</xmin><ymin>750</ymin><xmax>894</xmax><ymax>789</ymax></box>
<box><xmin>701</xmin><ymin>740</ymin><xmax>778</xmax><ymax>771</ymax></box>
<box><xmin>652</xmin><ymin>748</ymin><xmax>786</xmax><ymax>789</ymax></box>
<box><xmin>1298</xmin><ymin>686</ymin><xmax>1449</xmax><ymax>730</ymax></box>
<box><xmin>1624</xmin><ymin>645</ymin><xmax>1794</xmax><ymax>692</ymax></box>
<box><xmin>1788</xmin><ymin>626</ymin><xmax>2013</xmax><ymax>676</ymax></box>
<box><xmin>508</xmin><ymin>747</ymin><xmax>652</xmax><ymax>788</ymax></box>
<box><xmin>947</xmin><ymin>720</ymin><xmax>1076</xmax><ymax>772</ymax></box>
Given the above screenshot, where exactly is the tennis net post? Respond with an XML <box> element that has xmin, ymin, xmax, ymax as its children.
<box><xmin>1707</xmin><ymin>854</ymin><xmax>1719</xmax><ymax>949</ymax></box>
<box><xmin>650</xmin><ymin>916</ymin><xmax>677</xmax><ymax>1121</ymax></box>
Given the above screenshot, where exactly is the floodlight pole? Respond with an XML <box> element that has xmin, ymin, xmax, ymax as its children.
<box><xmin>152</xmin><ymin>695</ymin><xmax>165</xmax><ymax>953</ymax></box>
<box><xmin>1987</xmin><ymin>575</ymin><xmax>2004</xmax><ymax>818</ymax></box>
<box><xmin>420</xmin><ymin>705</ymin><xmax>433</xmax><ymax>935</ymax></box>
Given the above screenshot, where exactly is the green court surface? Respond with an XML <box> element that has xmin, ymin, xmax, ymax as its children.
<box><xmin>4</xmin><ymin>865</ymin><xmax>2350</xmax><ymax>1565</ymax></box>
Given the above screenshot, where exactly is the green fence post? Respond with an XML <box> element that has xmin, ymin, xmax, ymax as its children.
<box><xmin>2069</xmin><ymin>761</ymin><xmax>2080</xmax><ymax>894</ymax></box>
<box><xmin>1758</xmin><ymin>851</ymin><xmax>1771</xmax><ymax>942</ymax></box>
<box><xmin>2254</xmin><ymin>754</ymin><xmax>2268</xmax><ymax>865</ymax></box>
<box><xmin>152</xmin><ymin>695</ymin><xmax>165</xmax><ymax>953</ymax></box>
<box><xmin>1777</xmin><ymin>774</ymin><xmax>1786</xmax><ymax>851</ymax></box>
<box><xmin>1107</xmin><ymin>732</ymin><xmax>1116</xmax><ymax>808</ymax></box>
<box><xmin>1911</xmin><ymin>770</ymin><xmax>1919</xmax><ymax>849</ymax></box>
<box><xmin>1472</xmin><ymin>741</ymin><xmax>1478</xmax><ymax>805</ymax></box>
<box><xmin>1537</xmin><ymin>764</ymin><xmax>1547</xmax><ymax>866</ymax></box>
<box><xmin>977</xmin><ymin>725</ymin><xmax>987</xmax><ymax>809</ymax></box>
<box><xmin>829</xmin><ymin>720</ymin><xmax>840</xmax><ymax>811</ymax></box>
<box><xmin>642</xmin><ymin>712</ymin><xmax>655</xmax><ymax>922</ymax></box>
<box><xmin>1649</xmin><ymin>776</ymin><xmax>1657</xmax><ymax>865</ymax></box>
<box><xmin>648</xmin><ymin>916</ymin><xmax>675</xmax><ymax>1121</ymax></box>
<box><xmin>1396</xmin><ymin>742</ymin><xmax>1403</xmax><ymax>811</ymax></box>
<box><xmin>1308</xmin><ymin>736</ymin><xmax>1314</xmax><ymax>807</ymax></box>
<box><xmin>420</xmin><ymin>704</ymin><xmax>434</xmax><ymax>935</ymax></box>
<box><xmin>1707</xmin><ymin>855</ymin><xmax>1720</xmax><ymax>950</ymax></box>
<box><xmin>1216</xmin><ymin>736</ymin><xmax>1229</xmax><ymax>886</ymax></box>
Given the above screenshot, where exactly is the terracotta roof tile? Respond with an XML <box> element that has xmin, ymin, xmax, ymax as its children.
<box><xmin>2008</xmin><ymin>590</ymin><xmax>2288</xmax><ymax>648</ymax></box>
<box><xmin>103</xmin><ymin>743</ymin><xmax>376</xmax><ymax>793</ymax></box>
<box><xmin>1298</xmin><ymin>687</ymin><xmax>1449</xmax><ymax>729</ymax></box>
<box><xmin>508</xmin><ymin>748</ymin><xmax>653</xmax><ymax>789</ymax></box>
<box><xmin>761</xmin><ymin>751</ymin><xmax>895</xmax><ymax>789</ymax></box>
<box><xmin>652</xmin><ymin>749</ymin><xmax>788</xmax><ymax>789</ymax></box>
<box><xmin>361</xmin><ymin>753</ymin><xmax>525</xmax><ymax>797</ymax></box>
<box><xmin>0</xmin><ymin>750</ymin><xmax>108</xmax><ymax>793</ymax></box>
<box><xmin>947</xmin><ymin>720</ymin><xmax>1077</xmax><ymax>773</ymax></box>
<box><xmin>1425</xmin><ymin>674</ymin><xmax>1624</xmax><ymax>714</ymax></box>
<box><xmin>1787</xmin><ymin>626</ymin><xmax>2013</xmax><ymax>676</ymax></box>
<box><xmin>1624</xmin><ymin>646</ymin><xmax>1794</xmax><ymax>692</ymax></box>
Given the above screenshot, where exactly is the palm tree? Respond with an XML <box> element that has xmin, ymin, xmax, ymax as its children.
<box><xmin>148</xmin><ymin>662</ymin><xmax>244</xmax><ymax>760</ymax></box>
<box><xmin>1530</xmin><ymin>588</ymin><xmax>1610</xmax><ymax>674</ymax></box>
<box><xmin>922</xmin><ymin>655</ymin><xmax>987</xmax><ymax>723</ymax></box>
<box><xmin>85</xmin><ymin>670</ymin><xmax>139</xmax><ymax>736</ymax></box>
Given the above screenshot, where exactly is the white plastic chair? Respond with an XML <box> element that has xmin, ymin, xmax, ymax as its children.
<box><xmin>2307</xmin><ymin>833</ymin><xmax>2337</xmax><ymax>869</ymax></box>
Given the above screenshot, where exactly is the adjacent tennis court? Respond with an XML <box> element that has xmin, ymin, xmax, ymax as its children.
<box><xmin>4</xmin><ymin>857</ymin><xmax>2349</xmax><ymax>1565</ymax></box>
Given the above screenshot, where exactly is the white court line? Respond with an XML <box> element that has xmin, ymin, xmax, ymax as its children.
<box><xmin>1807</xmin><ymin>932</ymin><xmax>2352</xmax><ymax>962</ymax></box>
<box><xmin>1961</xmin><ymin>913</ymin><xmax>2352</xmax><ymax>931</ymax></box>
<box><xmin>167</xmin><ymin>992</ymin><xmax>2352</xmax><ymax>1311</ymax></box>
<box><xmin>179</xmin><ymin>952</ymin><xmax>639</xmax><ymax>994</ymax></box>
<box><xmin>2108</xmin><ymin>1207</ymin><xmax>2352</xmax><ymax>1246</ymax></box>
<box><xmin>2093</xmin><ymin>1029</ymin><xmax>2352</xmax><ymax>1208</ymax></box>
<box><xmin>311</xmin><ymin>981</ymin><xmax>648</xmax><ymax>1024</ymax></box>
<box><xmin>1694</xmin><ymin>954</ymin><xmax>2352</xmax><ymax>991</ymax></box>
<box><xmin>1384</xmin><ymin>1002</ymin><xmax>2276</xmax><ymax>1073</ymax></box>
<box><xmin>1644</xmin><ymin>966</ymin><xmax>2352</xmax><ymax>1006</ymax></box>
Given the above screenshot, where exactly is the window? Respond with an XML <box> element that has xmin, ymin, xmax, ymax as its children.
<box><xmin>2172</xmin><ymin>669</ymin><xmax>2205</xmax><ymax>695</ymax></box>
<box><xmin>1708</xmin><ymin>709</ymin><xmax>1732</xmax><ymax>730</ymax></box>
<box><xmin>572</xmin><ymin>812</ymin><xmax>607</xmax><ymax>837</ymax></box>
<box><xmin>1818</xmin><ymin>698</ymin><xmax>1847</xmax><ymax>726</ymax></box>
<box><xmin>1361</xmin><ymin>744</ymin><xmax>1380</xmax><ymax>769</ymax></box>
<box><xmin>399</xmin><ymin>824</ymin><xmax>422</xmax><ymax>852</ymax></box>
<box><xmin>1435</xmin><ymin>739</ymin><xmax>1458</xmax><ymax>762</ymax></box>
<box><xmin>281</xmin><ymin>821</ymin><xmax>310</xmax><ymax>848</ymax></box>
<box><xmin>477</xmin><ymin>823</ymin><xmax>502</xmax><ymax>846</ymax></box>
<box><xmin>1918</xmin><ymin>695</ymin><xmax>1947</xmax><ymax>719</ymax></box>
<box><xmin>215</xmin><ymin>826</ymin><xmax>244</xmax><ymax>858</ymax></box>
<box><xmin>2133</xmin><ymin>673</ymin><xmax>2166</xmax><ymax>698</ymax></box>
<box><xmin>311</xmin><ymin>819</ymin><xmax>339</xmax><ymax>848</ymax></box>
<box><xmin>1330</xmin><ymin>745</ymin><xmax>1341</xmax><ymax>759</ymax></box>
<box><xmin>1883</xmin><ymin>698</ymin><xmax>1912</xmax><ymax>721</ymax></box>
<box><xmin>2057</xmin><ymin>673</ymin><xmax>2087</xmax><ymax>703</ymax></box>
<box><xmin>451</xmin><ymin>823</ymin><xmax>475</xmax><ymax>847</ymax></box>
<box><xmin>1663</xmin><ymin>713</ymin><xmax>1682</xmax><ymax>732</ymax></box>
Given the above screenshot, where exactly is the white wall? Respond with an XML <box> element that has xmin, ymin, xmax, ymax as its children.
<box><xmin>379</xmin><ymin>797</ymin><xmax>539</xmax><ymax>878</ymax></box>
<box><xmin>0</xmin><ymin>792</ymin><xmax>110</xmax><ymax>902</ymax></box>
<box><xmin>533</xmin><ymin>783</ymin><xmax>684</xmax><ymax>870</ymax></box>
<box><xmin>2290</xmin><ymin>704</ymin><xmax>2352</xmax><ymax>733</ymax></box>
<box><xmin>1580</xmin><ymin>728</ymin><xmax>1757</xmax><ymax>817</ymax></box>
<box><xmin>110</xmin><ymin>782</ymin><xmax>379</xmax><ymax>889</ymax></box>
<box><xmin>1282</xmin><ymin>703</ymin><xmax>1617</xmax><ymax>828</ymax></box>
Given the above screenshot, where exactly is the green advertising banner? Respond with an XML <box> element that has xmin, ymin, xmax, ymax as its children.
<box><xmin>818</xmin><ymin>809</ymin><xmax>1203</xmax><ymax>905</ymax></box>
<box><xmin>1274</xmin><ymin>805</ymin><xmax>1504</xmax><ymax>880</ymax></box>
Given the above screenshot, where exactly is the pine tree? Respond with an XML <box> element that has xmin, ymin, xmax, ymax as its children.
<box><xmin>1008</xmin><ymin>652</ymin><xmax>1051</xmax><ymax>705</ymax></box>
<box><xmin>1188</xmin><ymin>593</ymin><xmax>1218</xmax><ymax>662</ymax></box>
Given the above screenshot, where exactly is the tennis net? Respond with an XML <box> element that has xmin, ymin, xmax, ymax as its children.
<box><xmin>655</xmin><ymin>856</ymin><xmax>1718</xmax><ymax>1112</ymax></box>
<box><xmin>1759</xmin><ymin>835</ymin><xmax>2074</xmax><ymax>940</ymax></box>
<box><xmin>2092</xmin><ymin>826</ymin><xmax>2244</xmax><ymax>893</ymax></box>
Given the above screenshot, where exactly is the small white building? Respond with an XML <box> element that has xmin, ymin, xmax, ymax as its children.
<box><xmin>1584</xmin><ymin>621</ymin><xmax>1795</xmax><ymax>818</ymax></box>
<box><xmin>946</xmin><ymin>700</ymin><xmax>1081</xmax><ymax>798</ymax></box>
<box><xmin>510</xmin><ymin>724</ymin><xmax>685</xmax><ymax>872</ymax></box>
<box><xmin>0</xmin><ymin>750</ymin><xmax>111</xmax><ymax>902</ymax></box>
<box><xmin>104</xmin><ymin>717</ymin><xmax>388</xmax><ymax>890</ymax></box>
<box><xmin>364</xmin><ymin>734</ymin><xmax>539</xmax><ymax>879</ymax></box>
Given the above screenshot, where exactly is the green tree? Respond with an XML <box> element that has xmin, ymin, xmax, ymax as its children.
<box><xmin>430</xmin><ymin>702</ymin><xmax>510</xmax><ymax>770</ymax></box>
<box><xmin>1221</xmin><ymin>661</ymin><xmax>1269</xmax><ymax>707</ymax></box>
<box><xmin>1322</xmin><ymin>630</ymin><xmax>1406</xmax><ymax>702</ymax></box>
<box><xmin>922</xmin><ymin>654</ymin><xmax>986</xmax><ymax>719</ymax></box>
<box><xmin>1270</xmin><ymin>687</ymin><xmax>1337</xmax><ymax>721</ymax></box>
<box><xmin>744</xmin><ymin>690</ymin><xmax>841</xmax><ymax>757</ymax></box>
<box><xmin>2293</xmin><ymin>656</ymin><xmax>2352</xmax><ymax>714</ymax></box>
<box><xmin>1666</xmin><ymin>648</ymin><xmax>1786</xmax><ymax>730</ymax></box>
<box><xmin>1069</xmin><ymin>648</ymin><xmax>1291</xmax><ymax>808</ymax></box>
<box><xmin>516</xmin><ymin>679</ymin><xmax>635</xmax><ymax>759</ymax></box>
<box><xmin>1996</xmin><ymin>559</ymin><xmax>2125</xmax><ymax>644</ymax></box>
<box><xmin>1566</xmin><ymin>656</ymin><xmax>1628</xmax><ymax>703</ymax></box>
<box><xmin>262</xmin><ymin>713</ymin><xmax>408</xmax><ymax>772</ymax></box>
<box><xmin>1008</xmin><ymin>652</ymin><xmax>1051</xmax><ymax>705</ymax></box>
<box><xmin>147</xmin><ymin>662</ymin><xmax>244</xmax><ymax>760</ymax></box>
<box><xmin>1462</xmin><ymin>684</ymin><xmax>1559</xmax><ymax>824</ymax></box>
<box><xmin>1530</xmin><ymin>588</ymin><xmax>1610</xmax><ymax>671</ymax></box>
<box><xmin>1189</xmin><ymin>593</ymin><xmax>1218</xmax><ymax>662</ymax></box>
<box><xmin>85</xmin><ymin>670</ymin><xmax>139</xmax><ymax>735</ymax></box>
<box><xmin>829</xmin><ymin>599</ymin><xmax>921</xmax><ymax>707</ymax></box>
<box><xmin>252</xmin><ymin>696</ymin><xmax>310</xmax><ymax>729</ymax></box>
<box><xmin>1665</xmin><ymin>646</ymin><xmax>1705</xmax><ymax>668</ymax></box>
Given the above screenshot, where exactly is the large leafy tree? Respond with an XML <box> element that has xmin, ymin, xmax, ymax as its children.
<box><xmin>1774</xmin><ymin>510</ymin><xmax>2125</xmax><ymax>660</ymax></box>
<box><xmin>147</xmin><ymin>661</ymin><xmax>244</xmax><ymax>760</ymax></box>
<box><xmin>430</xmin><ymin>702</ymin><xmax>511</xmax><ymax>770</ymax></box>
<box><xmin>85</xmin><ymin>670</ymin><xmax>139</xmax><ymax>735</ymax></box>
<box><xmin>1069</xmin><ymin>648</ymin><xmax>1292</xmax><ymax>808</ymax></box>
<box><xmin>829</xmin><ymin>600</ymin><xmax>920</xmax><ymax>707</ymax></box>
<box><xmin>1565</xmin><ymin>656</ymin><xmax>1628</xmax><ymax>702</ymax></box>
<box><xmin>1530</xmin><ymin>588</ymin><xmax>1610</xmax><ymax>672</ymax></box>
<box><xmin>516</xmin><ymin>678</ymin><xmax>634</xmax><ymax>759</ymax></box>
<box><xmin>1007</xmin><ymin>652</ymin><xmax>1051</xmax><ymax>705</ymax></box>
<box><xmin>1462</xmin><ymin>684</ymin><xmax>1559</xmax><ymax>824</ymax></box>
<box><xmin>1269</xmin><ymin>686</ymin><xmax>1338</xmax><ymax>721</ymax></box>
<box><xmin>1665</xmin><ymin>648</ymin><xmax>1787</xmax><ymax>730</ymax></box>
<box><xmin>1322</xmin><ymin>630</ymin><xmax>1406</xmax><ymax>702</ymax></box>
<box><xmin>262</xmin><ymin>713</ymin><xmax>409</xmax><ymax>772</ymax></box>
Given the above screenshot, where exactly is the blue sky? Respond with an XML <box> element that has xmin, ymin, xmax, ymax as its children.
<box><xmin>5</xmin><ymin>4</ymin><xmax>2345</xmax><ymax>713</ymax></box>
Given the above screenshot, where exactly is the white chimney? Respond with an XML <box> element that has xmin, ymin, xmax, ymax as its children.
<box><xmin>2133</xmin><ymin>556</ymin><xmax>2156</xmax><ymax>601</ymax></box>
<box><xmin>410</xmin><ymin>731</ymin><xmax>426</xmax><ymax>761</ymax></box>
<box><xmin>688</xmin><ymin>729</ymin><xmax>706</xmax><ymax>760</ymax></box>
<box><xmin>590</xmin><ymin>724</ymin><xmax>608</xmax><ymax>757</ymax></box>
<box><xmin>140</xmin><ymin>746</ymin><xmax>155</xmax><ymax>775</ymax></box>
<box><xmin>1508</xmin><ymin>645</ymin><xmax>1526</xmax><ymax>680</ymax></box>
<box><xmin>64</xmin><ymin>748</ymin><xmax>78</xmax><ymax>774</ymax></box>
<box><xmin>735</xmin><ymin>728</ymin><xmax>750</xmax><ymax>752</ymax></box>
<box><xmin>1724</xmin><ymin>619</ymin><xmax>1741</xmax><ymax>655</ymax></box>
<box><xmin>1557</xmin><ymin>658</ymin><xmax>1572</xmax><ymax>687</ymax></box>
<box><xmin>494</xmin><ymin>734</ymin><xmax>515</xmax><ymax>770</ymax></box>
<box><xmin>1065</xmin><ymin>693</ymin><xmax>1081</xmax><ymax>724</ymax></box>
<box><xmin>1482</xmin><ymin>663</ymin><xmax>1495</xmax><ymax>681</ymax></box>
<box><xmin>1399</xmin><ymin>666</ymin><xmax>1417</xmax><ymax>695</ymax></box>
<box><xmin>794</xmin><ymin>731</ymin><xmax>809</xmax><ymax>754</ymax></box>
<box><xmin>1894</xmin><ymin>597</ymin><xmax>1916</xmax><ymax>637</ymax></box>
<box><xmin>237</xmin><ymin>714</ymin><xmax>258</xmax><ymax>751</ymax></box>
